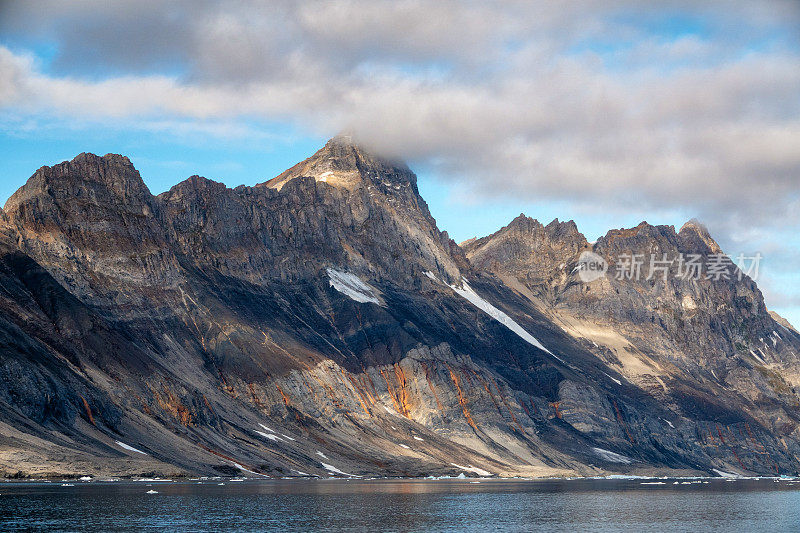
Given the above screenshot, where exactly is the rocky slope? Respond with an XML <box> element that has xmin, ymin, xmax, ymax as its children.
<box><xmin>466</xmin><ymin>215</ymin><xmax>800</xmax><ymax>475</ymax></box>
<box><xmin>1</xmin><ymin>138</ymin><xmax>799</xmax><ymax>479</ymax></box>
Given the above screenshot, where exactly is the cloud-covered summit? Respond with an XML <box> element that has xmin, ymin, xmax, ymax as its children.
<box><xmin>0</xmin><ymin>0</ymin><xmax>798</xmax><ymax>320</ymax></box>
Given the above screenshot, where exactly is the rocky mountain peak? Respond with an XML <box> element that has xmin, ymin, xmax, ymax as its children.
<box><xmin>678</xmin><ymin>218</ymin><xmax>723</xmax><ymax>254</ymax></box>
<box><xmin>463</xmin><ymin>214</ymin><xmax>588</xmax><ymax>298</ymax></box>
<box><xmin>4</xmin><ymin>152</ymin><xmax>152</xmax><ymax>216</ymax></box>
<box><xmin>261</xmin><ymin>135</ymin><xmax>416</xmax><ymax>192</ymax></box>
<box><xmin>159</xmin><ymin>175</ymin><xmax>229</xmax><ymax>203</ymax></box>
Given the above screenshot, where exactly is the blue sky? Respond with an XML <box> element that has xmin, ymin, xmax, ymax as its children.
<box><xmin>1</xmin><ymin>1</ymin><xmax>798</xmax><ymax>325</ymax></box>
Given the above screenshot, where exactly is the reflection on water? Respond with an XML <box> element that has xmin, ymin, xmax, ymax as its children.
<box><xmin>1</xmin><ymin>478</ymin><xmax>799</xmax><ymax>532</ymax></box>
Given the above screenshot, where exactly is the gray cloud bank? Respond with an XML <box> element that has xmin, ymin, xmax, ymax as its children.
<box><xmin>1</xmin><ymin>0</ymin><xmax>799</xmax><ymax>248</ymax></box>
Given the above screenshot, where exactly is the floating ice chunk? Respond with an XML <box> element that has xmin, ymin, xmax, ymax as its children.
<box><xmin>592</xmin><ymin>447</ymin><xmax>632</xmax><ymax>464</ymax></box>
<box><xmin>116</xmin><ymin>441</ymin><xmax>147</xmax><ymax>455</ymax></box>
<box><xmin>641</xmin><ymin>481</ymin><xmax>666</xmax><ymax>485</ymax></box>
<box><xmin>146</xmin><ymin>490</ymin><xmax>159</xmax><ymax>494</ymax></box>
<box><xmin>450</xmin><ymin>463</ymin><xmax>491</xmax><ymax>476</ymax></box>
<box><xmin>327</xmin><ymin>268</ymin><xmax>381</xmax><ymax>305</ymax></box>
<box><xmin>79</xmin><ymin>476</ymin><xmax>92</xmax><ymax>481</ymax></box>
<box><xmin>449</xmin><ymin>278</ymin><xmax>561</xmax><ymax>362</ymax></box>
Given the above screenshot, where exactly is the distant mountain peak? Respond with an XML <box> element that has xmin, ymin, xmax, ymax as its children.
<box><xmin>4</xmin><ymin>151</ymin><xmax>151</xmax><ymax>215</ymax></box>
<box><xmin>678</xmin><ymin>218</ymin><xmax>722</xmax><ymax>254</ymax></box>
<box><xmin>261</xmin><ymin>135</ymin><xmax>414</xmax><ymax>192</ymax></box>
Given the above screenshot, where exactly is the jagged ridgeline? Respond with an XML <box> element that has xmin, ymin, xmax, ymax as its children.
<box><xmin>1</xmin><ymin>136</ymin><xmax>799</xmax><ymax>479</ymax></box>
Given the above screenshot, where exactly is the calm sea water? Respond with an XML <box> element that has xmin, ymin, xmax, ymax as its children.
<box><xmin>1</xmin><ymin>478</ymin><xmax>799</xmax><ymax>532</ymax></box>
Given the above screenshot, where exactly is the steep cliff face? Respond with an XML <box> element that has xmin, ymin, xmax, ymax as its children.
<box><xmin>1</xmin><ymin>140</ymin><xmax>799</xmax><ymax>479</ymax></box>
<box><xmin>463</xmin><ymin>214</ymin><xmax>589</xmax><ymax>302</ymax></box>
<box><xmin>467</xmin><ymin>214</ymin><xmax>800</xmax><ymax>475</ymax></box>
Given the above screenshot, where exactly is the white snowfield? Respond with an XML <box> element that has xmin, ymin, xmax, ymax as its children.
<box><xmin>450</xmin><ymin>463</ymin><xmax>492</xmax><ymax>477</ymax></box>
<box><xmin>229</xmin><ymin>461</ymin><xmax>269</xmax><ymax>477</ymax></box>
<box><xmin>327</xmin><ymin>268</ymin><xmax>381</xmax><ymax>305</ymax></box>
<box><xmin>256</xmin><ymin>431</ymin><xmax>284</xmax><ymax>442</ymax></box>
<box><xmin>449</xmin><ymin>277</ymin><xmax>563</xmax><ymax>362</ymax></box>
<box><xmin>592</xmin><ymin>447</ymin><xmax>632</xmax><ymax>464</ymax></box>
<box><xmin>115</xmin><ymin>441</ymin><xmax>147</xmax><ymax>455</ymax></box>
<box><xmin>321</xmin><ymin>462</ymin><xmax>358</xmax><ymax>477</ymax></box>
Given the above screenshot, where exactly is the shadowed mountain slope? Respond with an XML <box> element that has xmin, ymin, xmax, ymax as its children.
<box><xmin>1</xmin><ymin>139</ymin><xmax>799</xmax><ymax>478</ymax></box>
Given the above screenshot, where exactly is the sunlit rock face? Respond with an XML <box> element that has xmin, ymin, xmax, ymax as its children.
<box><xmin>1</xmin><ymin>138</ymin><xmax>799</xmax><ymax>480</ymax></box>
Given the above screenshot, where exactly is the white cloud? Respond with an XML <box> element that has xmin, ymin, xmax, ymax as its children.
<box><xmin>0</xmin><ymin>1</ymin><xmax>798</xmax><ymax>299</ymax></box>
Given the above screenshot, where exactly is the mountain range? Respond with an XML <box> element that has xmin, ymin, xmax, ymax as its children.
<box><xmin>1</xmin><ymin>136</ymin><xmax>799</xmax><ymax>479</ymax></box>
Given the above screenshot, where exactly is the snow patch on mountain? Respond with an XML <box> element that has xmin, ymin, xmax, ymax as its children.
<box><xmin>116</xmin><ymin>441</ymin><xmax>147</xmax><ymax>455</ymax></box>
<box><xmin>450</xmin><ymin>463</ymin><xmax>491</xmax><ymax>476</ymax></box>
<box><xmin>449</xmin><ymin>278</ymin><xmax>560</xmax><ymax>361</ymax></box>
<box><xmin>327</xmin><ymin>268</ymin><xmax>381</xmax><ymax>305</ymax></box>
<box><xmin>321</xmin><ymin>462</ymin><xmax>358</xmax><ymax>477</ymax></box>
<box><xmin>592</xmin><ymin>447</ymin><xmax>632</xmax><ymax>464</ymax></box>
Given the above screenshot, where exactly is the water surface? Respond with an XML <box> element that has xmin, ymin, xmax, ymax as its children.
<box><xmin>1</xmin><ymin>478</ymin><xmax>798</xmax><ymax>532</ymax></box>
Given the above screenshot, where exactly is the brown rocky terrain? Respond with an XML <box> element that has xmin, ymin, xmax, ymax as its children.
<box><xmin>1</xmin><ymin>137</ymin><xmax>799</xmax><ymax>479</ymax></box>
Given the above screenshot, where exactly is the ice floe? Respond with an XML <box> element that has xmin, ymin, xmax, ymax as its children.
<box><xmin>327</xmin><ymin>268</ymin><xmax>381</xmax><ymax>305</ymax></box>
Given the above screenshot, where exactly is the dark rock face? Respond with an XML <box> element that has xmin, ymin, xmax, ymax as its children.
<box><xmin>1</xmin><ymin>138</ymin><xmax>799</xmax><ymax>479</ymax></box>
<box><xmin>466</xmin><ymin>214</ymin><xmax>800</xmax><ymax>476</ymax></box>
<box><xmin>463</xmin><ymin>214</ymin><xmax>589</xmax><ymax>302</ymax></box>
